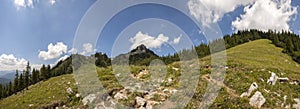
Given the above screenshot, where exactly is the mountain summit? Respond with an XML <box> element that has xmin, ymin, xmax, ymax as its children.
<box><xmin>113</xmin><ymin>44</ymin><xmax>159</xmax><ymax>65</ymax></box>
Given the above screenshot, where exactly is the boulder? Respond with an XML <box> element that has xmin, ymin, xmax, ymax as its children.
<box><xmin>267</xmin><ymin>72</ymin><xmax>278</xmax><ymax>85</ymax></box>
<box><xmin>249</xmin><ymin>91</ymin><xmax>265</xmax><ymax>108</ymax></box>
<box><xmin>240</xmin><ymin>82</ymin><xmax>258</xmax><ymax>97</ymax></box>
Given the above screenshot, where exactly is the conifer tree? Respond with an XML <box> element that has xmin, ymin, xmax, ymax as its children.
<box><xmin>13</xmin><ymin>70</ymin><xmax>19</xmax><ymax>93</ymax></box>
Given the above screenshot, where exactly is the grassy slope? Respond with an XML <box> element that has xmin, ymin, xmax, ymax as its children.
<box><xmin>0</xmin><ymin>74</ymin><xmax>81</xmax><ymax>109</ymax></box>
<box><xmin>189</xmin><ymin>39</ymin><xmax>300</xmax><ymax>108</ymax></box>
<box><xmin>0</xmin><ymin>39</ymin><xmax>299</xmax><ymax>108</ymax></box>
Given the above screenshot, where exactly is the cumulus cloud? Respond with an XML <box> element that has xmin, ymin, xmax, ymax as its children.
<box><xmin>80</xmin><ymin>43</ymin><xmax>96</xmax><ymax>55</ymax></box>
<box><xmin>188</xmin><ymin>0</ymin><xmax>255</xmax><ymax>26</ymax></box>
<box><xmin>173</xmin><ymin>36</ymin><xmax>182</xmax><ymax>44</ymax></box>
<box><xmin>232</xmin><ymin>0</ymin><xmax>297</xmax><ymax>32</ymax></box>
<box><xmin>130</xmin><ymin>31</ymin><xmax>169</xmax><ymax>50</ymax></box>
<box><xmin>38</xmin><ymin>42</ymin><xmax>68</xmax><ymax>60</ymax></box>
<box><xmin>0</xmin><ymin>54</ymin><xmax>27</xmax><ymax>71</ymax></box>
<box><xmin>14</xmin><ymin>0</ymin><xmax>34</xmax><ymax>8</ymax></box>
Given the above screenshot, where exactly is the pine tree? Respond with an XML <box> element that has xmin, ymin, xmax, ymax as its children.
<box><xmin>8</xmin><ymin>82</ymin><xmax>13</xmax><ymax>95</ymax></box>
<box><xmin>13</xmin><ymin>70</ymin><xmax>19</xmax><ymax>93</ymax></box>
<box><xmin>40</xmin><ymin>64</ymin><xmax>46</xmax><ymax>81</ymax></box>
<box><xmin>287</xmin><ymin>38</ymin><xmax>294</xmax><ymax>54</ymax></box>
<box><xmin>18</xmin><ymin>73</ymin><xmax>24</xmax><ymax>91</ymax></box>
<box><xmin>46</xmin><ymin>65</ymin><xmax>51</xmax><ymax>79</ymax></box>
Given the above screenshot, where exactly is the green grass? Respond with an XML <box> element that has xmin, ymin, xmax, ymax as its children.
<box><xmin>0</xmin><ymin>74</ymin><xmax>81</xmax><ymax>109</ymax></box>
<box><xmin>187</xmin><ymin>39</ymin><xmax>300</xmax><ymax>108</ymax></box>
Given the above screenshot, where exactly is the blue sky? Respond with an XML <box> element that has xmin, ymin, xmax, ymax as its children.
<box><xmin>0</xmin><ymin>0</ymin><xmax>300</xmax><ymax>71</ymax></box>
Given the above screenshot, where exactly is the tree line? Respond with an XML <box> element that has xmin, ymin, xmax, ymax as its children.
<box><xmin>162</xmin><ymin>29</ymin><xmax>300</xmax><ymax>64</ymax></box>
<box><xmin>0</xmin><ymin>56</ymin><xmax>73</xmax><ymax>99</ymax></box>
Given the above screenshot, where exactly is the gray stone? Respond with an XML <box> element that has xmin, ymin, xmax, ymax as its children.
<box><xmin>249</xmin><ymin>91</ymin><xmax>265</xmax><ymax>108</ymax></box>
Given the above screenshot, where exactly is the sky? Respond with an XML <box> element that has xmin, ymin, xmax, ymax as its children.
<box><xmin>0</xmin><ymin>0</ymin><xmax>300</xmax><ymax>72</ymax></box>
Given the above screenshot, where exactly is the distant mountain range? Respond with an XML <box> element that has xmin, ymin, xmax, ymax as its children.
<box><xmin>0</xmin><ymin>71</ymin><xmax>15</xmax><ymax>85</ymax></box>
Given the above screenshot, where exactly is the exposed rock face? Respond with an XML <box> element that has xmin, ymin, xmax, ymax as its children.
<box><xmin>240</xmin><ymin>82</ymin><xmax>258</xmax><ymax>97</ymax></box>
<box><xmin>249</xmin><ymin>91</ymin><xmax>266</xmax><ymax>108</ymax></box>
<box><xmin>293</xmin><ymin>98</ymin><xmax>300</xmax><ymax>109</ymax></box>
<box><xmin>82</xmin><ymin>94</ymin><xmax>96</xmax><ymax>105</ymax></box>
<box><xmin>267</xmin><ymin>72</ymin><xmax>278</xmax><ymax>85</ymax></box>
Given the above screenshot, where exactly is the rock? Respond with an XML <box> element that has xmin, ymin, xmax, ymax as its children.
<box><xmin>136</xmin><ymin>69</ymin><xmax>150</xmax><ymax>79</ymax></box>
<box><xmin>278</xmin><ymin>77</ymin><xmax>289</xmax><ymax>83</ymax></box>
<box><xmin>75</xmin><ymin>93</ymin><xmax>81</xmax><ymax>98</ymax></box>
<box><xmin>172</xmin><ymin>67</ymin><xmax>179</xmax><ymax>71</ymax></box>
<box><xmin>249</xmin><ymin>91</ymin><xmax>266</xmax><ymax>108</ymax></box>
<box><xmin>29</xmin><ymin>104</ymin><xmax>33</xmax><ymax>107</ymax></box>
<box><xmin>267</xmin><ymin>72</ymin><xmax>278</xmax><ymax>85</ymax></box>
<box><xmin>282</xmin><ymin>95</ymin><xmax>287</xmax><ymax>107</ymax></box>
<box><xmin>293</xmin><ymin>98</ymin><xmax>300</xmax><ymax>109</ymax></box>
<box><xmin>240</xmin><ymin>82</ymin><xmax>258</xmax><ymax>97</ymax></box>
<box><xmin>263</xmin><ymin>89</ymin><xmax>270</xmax><ymax>93</ymax></box>
<box><xmin>163</xmin><ymin>88</ymin><xmax>178</xmax><ymax>94</ymax></box>
<box><xmin>168</xmin><ymin>78</ymin><xmax>173</xmax><ymax>83</ymax></box>
<box><xmin>136</xmin><ymin>97</ymin><xmax>146</xmax><ymax>107</ymax></box>
<box><xmin>82</xmin><ymin>94</ymin><xmax>96</xmax><ymax>105</ymax></box>
<box><xmin>66</xmin><ymin>87</ymin><xmax>73</xmax><ymax>94</ymax></box>
<box><xmin>146</xmin><ymin>101</ymin><xmax>160</xmax><ymax>109</ymax></box>
<box><xmin>114</xmin><ymin>89</ymin><xmax>128</xmax><ymax>100</ymax></box>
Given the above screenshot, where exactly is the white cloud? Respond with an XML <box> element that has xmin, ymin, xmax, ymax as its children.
<box><xmin>0</xmin><ymin>54</ymin><xmax>43</xmax><ymax>71</ymax></box>
<box><xmin>38</xmin><ymin>42</ymin><xmax>68</xmax><ymax>60</ymax></box>
<box><xmin>130</xmin><ymin>31</ymin><xmax>169</xmax><ymax>50</ymax></box>
<box><xmin>80</xmin><ymin>43</ymin><xmax>96</xmax><ymax>55</ymax></box>
<box><xmin>173</xmin><ymin>36</ymin><xmax>181</xmax><ymax>44</ymax></box>
<box><xmin>14</xmin><ymin>0</ymin><xmax>34</xmax><ymax>9</ymax></box>
<box><xmin>49</xmin><ymin>0</ymin><xmax>56</xmax><ymax>5</ymax></box>
<box><xmin>0</xmin><ymin>54</ymin><xmax>27</xmax><ymax>71</ymax></box>
<box><xmin>232</xmin><ymin>0</ymin><xmax>297</xmax><ymax>32</ymax></box>
<box><xmin>188</xmin><ymin>0</ymin><xmax>255</xmax><ymax>26</ymax></box>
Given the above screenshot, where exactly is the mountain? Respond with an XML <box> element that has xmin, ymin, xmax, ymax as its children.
<box><xmin>113</xmin><ymin>44</ymin><xmax>159</xmax><ymax>65</ymax></box>
<box><xmin>0</xmin><ymin>78</ymin><xmax>11</xmax><ymax>85</ymax></box>
<box><xmin>0</xmin><ymin>39</ymin><xmax>299</xmax><ymax>108</ymax></box>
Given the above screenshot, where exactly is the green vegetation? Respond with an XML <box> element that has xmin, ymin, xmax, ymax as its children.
<box><xmin>0</xmin><ymin>74</ymin><xmax>81</xmax><ymax>109</ymax></box>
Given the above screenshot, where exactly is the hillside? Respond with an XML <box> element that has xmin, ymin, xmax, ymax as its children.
<box><xmin>194</xmin><ymin>39</ymin><xmax>300</xmax><ymax>108</ymax></box>
<box><xmin>0</xmin><ymin>74</ymin><xmax>82</xmax><ymax>109</ymax></box>
<box><xmin>0</xmin><ymin>39</ymin><xmax>299</xmax><ymax>108</ymax></box>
